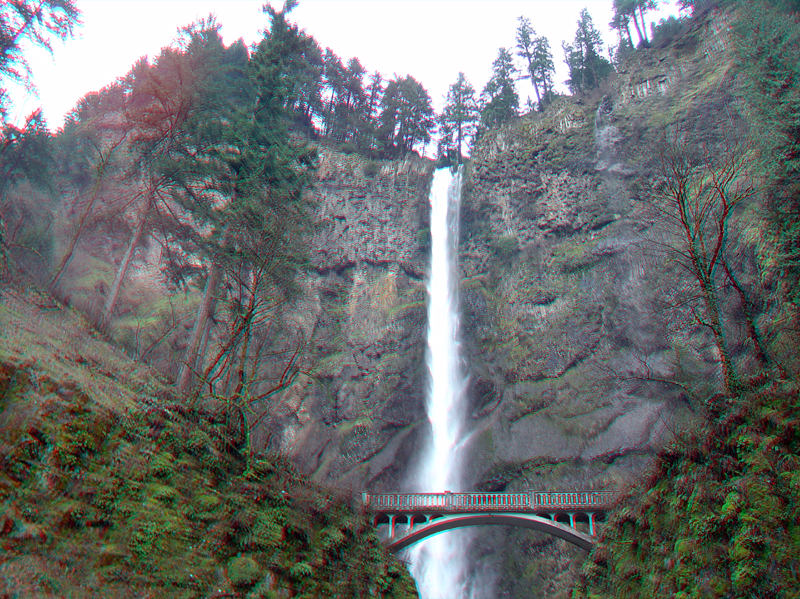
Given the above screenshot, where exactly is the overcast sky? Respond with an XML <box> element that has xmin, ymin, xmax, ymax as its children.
<box><xmin>6</xmin><ymin>0</ymin><xmax>680</xmax><ymax>130</ymax></box>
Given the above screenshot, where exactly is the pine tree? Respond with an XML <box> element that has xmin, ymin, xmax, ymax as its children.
<box><xmin>377</xmin><ymin>75</ymin><xmax>435</xmax><ymax>157</ymax></box>
<box><xmin>480</xmin><ymin>47</ymin><xmax>519</xmax><ymax>130</ymax></box>
<box><xmin>438</xmin><ymin>72</ymin><xmax>478</xmax><ymax>164</ymax></box>
<box><xmin>167</xmin><ymin>8</ymin><xmax>317</xmax><ymax>393</ymax></box>
<box><xmin>612</xmin><ymin>0</ymin><xmax>657</xmax><ymax>47</ymax></box>
<box><xmin>515</xmin><ymin>17</ymin><xmax>555</xmax><ymax>110</ymax></box>
<box><xmin>563</xmin><ymin>9</ymin><xmax>614</xmax><ymax>95</ymax></box>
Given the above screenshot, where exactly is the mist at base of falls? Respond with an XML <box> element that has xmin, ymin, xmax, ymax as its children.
<box><xmin>410</xmin><ymin>167</ymin><xmax>470</xmax><ymax>599</ymax></box>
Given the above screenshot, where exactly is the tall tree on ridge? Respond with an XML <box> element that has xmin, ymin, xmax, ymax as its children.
<box><xmin>480</xmin><ymin>47</ymin><xmax>519</xmax><ymax>130</ymax></box>
<box><xmin>563</xmin><ymin>8</ymin><xmax>614</xmax><ymax>95</ymax></box>
<box><xmin>515</xmin><ymin>17</ymin><xmax>555</xmax><ymax>110</ymax></box>
<box><xmin>438</xmin><ymin>72</ymin><xmax>478</xmax><ymax>164</ymax></box>
<box><xmin>378</xmin><ymin>75</ymin><xmax>435</xmax><ymax>157</ymax></box>
<box><xmin>612</xmin><ymin>0</ymin><xmax>657</xmax><ymax>47</ymax></box>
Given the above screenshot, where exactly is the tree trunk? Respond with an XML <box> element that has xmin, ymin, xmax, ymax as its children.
<box><xmin>177</xmin><ymin>261</ymin><xmax>223</xmax><ymax>394</ymax></box>
<box><xmin>721</xmin><ymin>259</ymin><xmax>772</xmax><ymax>370</ymax></box>
<box><xmin>50</xmin><ymin>136</ymin><xmax>126</xmax><ymax>289</ymax></box>
<box><xmin>698</xmin><ymin>272</ymin><xmax>741</xmax><ymax>396</ymax></box>
<box><xmin>637</xmin><ymin>6</ymin><xmax>649</xmax><ymax>43</ymax></box>
<box><xmin>100</xmin><ymin>194</ymin><xmax>152</xmax><ymax>328</ymax></box>
<box><xmin>531</xmin><ymin>78</ymin><xmax>542</xmax><ymax>110</ymax></box>
<box><xmin>50</xmin><ymin>182</ymin><xmax>104</xmax><ymax>289</ymax></box>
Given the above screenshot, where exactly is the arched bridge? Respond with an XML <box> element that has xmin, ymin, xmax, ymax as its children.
<box><xmin>360</xmin><ymin>490</ymin><xmax>614</xmax><ymax>552</ymax></box>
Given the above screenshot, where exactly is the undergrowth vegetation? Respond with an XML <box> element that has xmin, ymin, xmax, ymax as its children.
<box><xmin>573</xmin><ymin>379</ymin><xmax>800</xmax><ymax>598</ymax></box>
<box><xmin>0</xmin><ymin>288</ymin><xmax>416</xmax><ymax>599</ymax></box>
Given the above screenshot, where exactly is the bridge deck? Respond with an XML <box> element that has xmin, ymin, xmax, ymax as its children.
<box><xmin>362</xmin><ymin>490</ymin><xmax>613</xmax><ymax>513</ymax></box>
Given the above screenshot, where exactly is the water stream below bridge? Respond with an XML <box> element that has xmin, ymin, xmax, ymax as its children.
<box><xmin>409</xmin><ymin>167</ymin><xmax>469</xmax><ymax>598</ymax></box>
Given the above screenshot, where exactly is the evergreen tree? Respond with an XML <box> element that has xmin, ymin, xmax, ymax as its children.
<box><xmin>321</xmin><ymin>48</ymin><xmax>346</xmax><ymax>139</ymax></box>
<box><xmin>563</xmin><ymin>8</ymin><xmax>614</xmax><ymax>95</ymax></box>
<box><xmin>0</xmin><ymin>109</ymin><xmax>52</xmax><ymax>199</ymax></box>
<box><xmin>284</xmin><ymin>33</ymin><xmax>324</xmax><ymax>133</ymax></box>
<box><xmin>480</xmin><ymin>47</ymin><xmax>519</xmax><ymax>130</ymax></box>
<box><xmin>437</xmin><ymin>72</ymin><xmax>478</xmax><ymax>164</ymax></box>
<box><xmin>515</xmin><ymin>17</ymin><xmax>555</xmax><ymax>110</ymax></box>
<box><xmin>377</xmin><ymin>75</ymin><xmax>435</xmax><ymax>157</ymax></box>
<box><xmin>610</xmin><ymin>5</ymin><xmax>635</xmax><ymax>49</ymax></box>
<box><xmin>612</xmin><ymin>0</ymin><xmax>658</xmax><ymax>47</ymax></box>
<box><xmin>0</xmin><ymin>0</ymin><xmax>81</xmax><ymax>118</ymax></box>
<box><xmin>160</xmin><ymin>8</ymin><xmax>317</xmax><ymax>393</ymax></box>
<box><xmin>341</xmin><ymin>57</ymin><xmax>366</xmax><ymax>143</ymax></box>
<box><xmin>356</xmin><ymin>70</ymin><xmax>384</xmax><ymax>154</ymax></box>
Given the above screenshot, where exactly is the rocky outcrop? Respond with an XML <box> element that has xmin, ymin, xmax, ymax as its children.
<box><xmin>251</xmin><ymin>151</ymin><xmax>435</xmax><ymax>490</ymax></box>
<box><xmin>455</xmin><ymin>8</ymin><xmax>767</xmax><ymax>597</ymax></box>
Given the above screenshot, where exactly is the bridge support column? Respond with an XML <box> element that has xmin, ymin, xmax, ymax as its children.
<box><xmin>568</xmin><ymin>513</ymin><xmax>575</xmax><ymax>528</ymax></box>
<box><xmin>589</xmin><ymin>513</ymin><xmax>596</xmax><ymax>536</ymax></box>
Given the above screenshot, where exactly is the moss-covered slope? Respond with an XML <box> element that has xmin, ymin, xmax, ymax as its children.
<box><xmin>574</xmin><ymin>380</ymin><xmax>800</xmax><ymax>598</ymax></box>
<box><xmin>0</xmin><ymin>284</ymin><xmax>417</xmax><ymax>598</ymax></box>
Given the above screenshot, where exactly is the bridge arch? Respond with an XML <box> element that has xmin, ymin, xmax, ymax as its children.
<box><xmin>385</xmin><ymin>513</ymin><xmax>595</xmax><ymax>553</ymax></box>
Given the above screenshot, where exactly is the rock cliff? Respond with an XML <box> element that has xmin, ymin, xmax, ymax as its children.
<box><xmin>251</xmin><ymin>151</ymin><xmax>436</xmax><ymax>490</ymax></box>
<box><xmin>453</xmin><ymin>7</ymin><xmax>775</xmax><ymax>596</ymax></box>
<box><xmin>253</xmin><ymin>7</ymin><xmax>779</xmax><ymax>597</ymax></box>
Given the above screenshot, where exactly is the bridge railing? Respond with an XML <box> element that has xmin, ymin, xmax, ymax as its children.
<box><xmin>362</xmin><ymin>490</ymin><xmax>614</xmax><ymax>512</ymax></box>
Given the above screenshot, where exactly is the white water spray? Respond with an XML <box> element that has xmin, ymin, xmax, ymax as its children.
<box><xmin>411</xmin><ymin>167</ymin><xmax>467</xmax><ymax>598</ymax></box>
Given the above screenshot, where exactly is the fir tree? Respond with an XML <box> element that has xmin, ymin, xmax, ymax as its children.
<box><xmin>563</xmin><ymin>8</ymin><xmax>614</xmax><ymax>95</ymax></box>
<box><xmin>480</xmin><ymin>47</ymin><xmax>519</xmax><ymax>130</ymax></box>
<box><xmin>438</xmin><ymin>72</ymin><xmax>478</xmax><ymax>164</ymax></box>
<box><xmin>515</xmin><ymin>17</ymin><xmax>555</xmax><ymax>110</ymax></box>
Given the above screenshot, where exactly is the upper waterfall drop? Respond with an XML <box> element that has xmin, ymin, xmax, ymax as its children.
<box><xmin>411</xmin><ymin>166</ymin><xmax>468</xmax><ymax>598</ymax></box>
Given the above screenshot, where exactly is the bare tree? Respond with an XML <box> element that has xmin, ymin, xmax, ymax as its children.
<box><xmin>645</xmin><ymin>137</ymin><xmax>767</xmax><ymax>396</ymax></box>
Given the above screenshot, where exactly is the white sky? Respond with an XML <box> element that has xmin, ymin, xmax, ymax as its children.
<box><xmin>6</xmin><ymin>0</ymin><xmax>680</xmax><ymax>131</ymax></box>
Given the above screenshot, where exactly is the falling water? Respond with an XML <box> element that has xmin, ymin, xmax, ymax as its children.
<box><xmin>410</xmin><ymin>167</ymin><xmax>467</xmax><ymax>598</ymax></box>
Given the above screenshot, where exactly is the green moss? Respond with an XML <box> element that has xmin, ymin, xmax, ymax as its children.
<box><xmin>492</xmin><ymin>233</ymin><xmax>518</xmax><ymax>258</ymax></box>
<box><xmin>574</xmin><ymin>382</ymin><xmax>800</xmax><ymax>599</ymax></box>
<box><xmin>228</xmin><ymin>554</ymin><xmax>261</xmax><ymax>587</ymax></box>
<box><xmin>416</xmin><ymin>227</ymin><xmax>430</xmax><ymax>247</ymax></box>
<box><xmin>0</xmin><ymin>354</ymin><xmax>418</xmax><ymax>598</ymax></box>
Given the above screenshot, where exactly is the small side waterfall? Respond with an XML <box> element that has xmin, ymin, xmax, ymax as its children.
<box><xmin>410</xmin><ymin>167</ymin><xmax>468</xmax><ymax>598</ymax></box>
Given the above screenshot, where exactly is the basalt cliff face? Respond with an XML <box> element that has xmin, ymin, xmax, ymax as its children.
<box><xmin>453</xmin><ymin>9</ymin><xmax>777</xmax><ymax>596</ymax></box>
<box><xmin>262</xmin><ymin>7</ymin><xmax>779</xmax><ymax>597</ymax></box>
<box><xmin>251</xmin><ymin>152</ymin><xmax>435</xmax><ymax>490</ymax></box>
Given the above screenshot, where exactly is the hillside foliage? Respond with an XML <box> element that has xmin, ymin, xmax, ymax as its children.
<box><xmin>0</xmin><ymin>286</ymin><xmax>417</xmax><ymax>598</ymax></box>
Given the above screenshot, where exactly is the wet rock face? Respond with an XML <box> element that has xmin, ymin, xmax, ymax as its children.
<box><xmin>311</xmin><ymin>152</ymin><xmax>433</xmax><ymax>278</ymax></box>
<box><xmin>250</xmin><ymin>151</ymin><xmax>435</xmax><ymax>491</ymax></box>
<box><xmin>456</xmin><ymin>9</ymin><xmax>766</xmax><ymax>598</ymax></box>
<box><xmin>458</xmin><ymin>8</ymin><xmax>749</xmax><ymax>492</ymax></box>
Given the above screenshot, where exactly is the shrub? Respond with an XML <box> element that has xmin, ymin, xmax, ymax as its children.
<box><xmin>492</xmin><ymin>233</ymin><xmax>518</xmax><ymax>257</ymax></box>
<box><xmin>363</xmin><ymin>159</ymin><xmax>380</xmax><ymax>178</ymax></box>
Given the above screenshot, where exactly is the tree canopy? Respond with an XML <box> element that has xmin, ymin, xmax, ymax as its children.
<box><xmin>515</xmin><ymin>16</ymin><xmax>555</xmax><ymax>110</ymax></box>
<box><xmin>438</xmin><ymin>72</ymin><xmax>478</xmax><ymax>165</ymax></box>
<box><xmin>0</xmin><ymin>0</ymin><xmax>81</xmax><ymax>119</ymax></box>
<box><xmin>563</xmin><ymin>8</ymin><xmax>614</xmax><ymax>95</ymax></box>
<box><xmin>480</xmin><ymin>47</ymin><xmax>519</xmax><ymax>131</ymax></box>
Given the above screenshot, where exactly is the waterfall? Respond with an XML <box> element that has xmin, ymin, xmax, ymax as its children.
<box><xmin>410</xmin><ymin>167</ymin><xmax>467</xmax><ymax>598</ymax></box>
